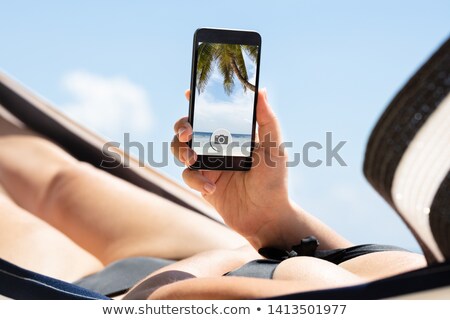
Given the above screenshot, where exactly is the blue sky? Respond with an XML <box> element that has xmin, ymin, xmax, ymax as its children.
<box><xmin>1</xmin><ymin>0</ymin><xmax>449</xmax><ymax>251</ymax></box>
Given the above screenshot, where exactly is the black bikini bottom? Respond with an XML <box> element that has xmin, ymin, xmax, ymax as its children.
<box><xmin>74</xmin><ymin>244</ymin><xmax>409</xmax><ymax>298</ymax></box>
<box><xmin>74</xmin><ymin>257</ymin><xmax>174</xmax><ymax>298</ymax></box>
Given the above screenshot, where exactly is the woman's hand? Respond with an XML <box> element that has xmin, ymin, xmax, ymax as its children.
<box><xmin>171</xmin><ymin>89</ymin><xmax>351</xmax><ymax>251</ymax></box>
<box><xmin>172</xmin><ymin>89</ymin><xmax>294</xmax><ymax>249</ymax></box>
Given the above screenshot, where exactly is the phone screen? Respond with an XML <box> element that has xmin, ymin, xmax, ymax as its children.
<box><xmin>191</xmin><ymin>40</ymin><xmax>260</xmax><ymax>159</ymax></box>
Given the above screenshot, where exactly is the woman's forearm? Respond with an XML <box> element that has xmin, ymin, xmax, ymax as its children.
<box><xmin>247</xmin><ymin>200</ymin><xmax>351</xmax><ymax>251</ymax></box>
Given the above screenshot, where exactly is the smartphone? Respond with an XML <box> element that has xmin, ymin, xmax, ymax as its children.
<box><xmin>188</xmin><ymin>28</ymin><xmax>261</xmax><ymax>171</ymax></box>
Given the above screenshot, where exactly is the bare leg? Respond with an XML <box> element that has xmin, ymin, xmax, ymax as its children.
<box><xmin>147</xmin><ymin>250</ymin><xmax>426</xmax><ymax>299</ymax></box>
<box><xmin>0</xmin><ymin>184</ymin><xmax>103</xmax><ymax>281</ymax></box>
<box><xmin>126</xmin><ymin>247</ymin><xmax>425</xmax><ymax>299</ymax></box>
<box><xmin>337</xmin><ymin>251</ymin><xmax>426</xmax><ymax>280</ymax></box>
<box><xmin>136</xmin><ymin>245</ymin><xmax>260</xmax><ymax>280</ymax></box>
<box><xmin>0</xmin><ymin>136</ymin><xmax>246</xmax><ymax>266</ymax></box>
<box><xmin>121</xmin><ymin>245</ymin><xmax>261</xmax><ymax>299</ymax></box>
<box><xmin>147</xmin><ymin>255</ymin><xmax>365</xmax><ymax>299</ymax></box>
<box><xmin>272</xmin><ymin>251</ymin><xmax>426</xmax><ymax>285</ymax></box>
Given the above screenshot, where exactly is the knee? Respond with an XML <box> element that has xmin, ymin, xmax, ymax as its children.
<box><xmin>0</xmin><ymin>135</ymin><xmax>77</xmax><ymax>183</ymax></box>
<box><xmin>37</xmin><ymin>161</ymin><xmax>96</xmax><ymax>216</ymax></box>
<box><xmin>0</xmin><ymin>136</ymin><xmax>81</xmax><ymax>213</ymax></box>
<box><xmin>0</xmin><ymin>135</ymin><xmax>55</xmax><ymax>151</ymax></box>
<box><xmin>0</xmin><ymin>187</ymin><xmax>14</xmax><ymax>209</ymax></box>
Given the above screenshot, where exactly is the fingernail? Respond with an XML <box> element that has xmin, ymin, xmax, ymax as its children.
<box><xmin>203</xmin><ymin>183</ymin><xmax>216</xmax><ymax>194</ymax></box>
<box><xmin>178</xmin><ymin>127</ymin><xmax>186</xmax><ymax>137</ymax></box>
<box><xmin>185</xmin><ymin>149</ymin><xmax>191</xmax><ymax>162</ymax></box>
<box><xmin>262</xmin><ymin>88</ymin><xmax>268</xmax><ymax>100</ymax></box>
<box><xmin>185</xmin><ymin>149</ymin><xmax>197</xmax><ymax>165</ymax></box>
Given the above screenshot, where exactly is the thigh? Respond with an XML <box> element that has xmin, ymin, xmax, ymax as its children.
<box><xmin>148</xmin><ymin>257</ymin><xmax>367</xmax><ymax>299</ymax></box>
<box><xmin>273</xmin><ymin>256</ymin><xmax>364</xmax><ymax>291</ymax></box>
<box><xmin>337</xmin><ymin>251</ymin><xmax>426</xmax><ymax>280</ymax></box>
<box><xmin>0</xmin><ymin>190</ymin><xmax>103</xmax><ymax>282</ymax></box>
<box><xmin>42</xmin><ymin>163</ymin><xmax>246</xmax><ymax>265</ymax></box>
<box><xmin>272</xmin><ymin>251</ymin><xmax>426</xmax><ymax>288</ymax></box>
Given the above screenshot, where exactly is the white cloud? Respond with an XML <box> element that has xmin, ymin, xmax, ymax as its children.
<box><xmin>59</xmin><ymin>70</ymin><xmax>153</xmax><ymax>140</ymax></box>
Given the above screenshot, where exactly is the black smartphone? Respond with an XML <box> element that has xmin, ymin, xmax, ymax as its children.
<box><xmin>188</xmin><ymin>28</ymin><xmax>261</xmax><ymax>171</ymax></box>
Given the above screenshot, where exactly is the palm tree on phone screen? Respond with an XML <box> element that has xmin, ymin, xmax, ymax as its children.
<box><xmin>196</xmin><ymin>43</ymin><xmax>257</xmax><ymax>95</ymax></box>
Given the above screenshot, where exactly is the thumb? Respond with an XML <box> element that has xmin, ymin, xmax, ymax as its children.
<box><xmin>256</xmin><ymin>89</ymin><xmax>283</xmax><ymax>151</ymax></box>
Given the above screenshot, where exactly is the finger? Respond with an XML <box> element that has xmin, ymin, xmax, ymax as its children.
<box><xmin>256</xmin><ymin>89</ymin><xmax>284</xmax><ymax>152</ymax></box>
<box><xmin>185</xmin><ymin>90</ymin><xmax>190</xmax><ymax>101</ymax></box>
<box><xmin>171</xmin><ymin>135</ymin><xmax>197</xmax><ymax>166</ymax></box>
<box><xmin>254</xmin><ymin>130</ymin><xmax>260</xmax><ymax>144</ymax></box>
<box><xmin>182</xmin><ymin>168</ymin><xmax>216</xmax><ymax>195</ymax></box>
<box><xmin>173</xmin><ymin>117</ymin><xmax>193</xmax><ymax>142</ymax></box>
<box><xmin>170</xmin><ymin>135</ymin><xmax>188</xmax><ymax>163</ymax></box>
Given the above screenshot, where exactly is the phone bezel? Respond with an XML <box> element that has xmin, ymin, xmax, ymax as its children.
<box><xmin>188</xmin><ymin>28</ymin><xmax>262</xmax><ymax>171</ymax></box>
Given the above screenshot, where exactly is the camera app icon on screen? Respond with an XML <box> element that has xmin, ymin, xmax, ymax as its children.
<box><xmin>214</xmin><ymin>134</ymin><xmax>229</xmax><ymax>145</ymax></box>
<box><xmin>210</xmin><ymin>129</ymin><xmax>232</xmax><ymax>152</ymax></box>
